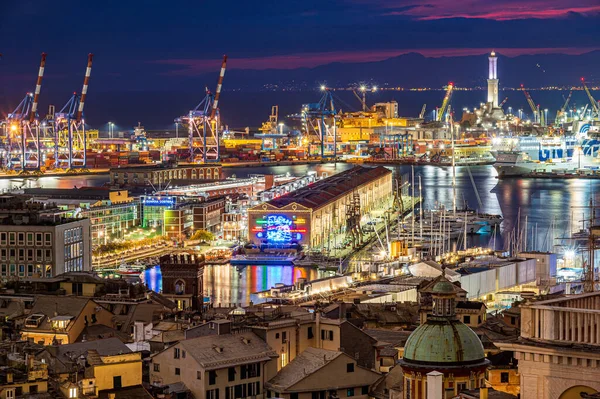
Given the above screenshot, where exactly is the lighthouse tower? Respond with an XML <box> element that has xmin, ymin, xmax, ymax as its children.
<box><xmin>487</xmin><ymin>51</ymin><xmax>499</xmax><ymax>108</ymax></box>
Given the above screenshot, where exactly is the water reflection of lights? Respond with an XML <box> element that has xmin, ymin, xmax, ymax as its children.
<box><xmin>140</xmin><ymin>264</ymin><xmax>325</xmax><ymax>307</ymax></box>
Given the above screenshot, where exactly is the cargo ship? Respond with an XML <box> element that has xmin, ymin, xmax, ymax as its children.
<box><xmin>493</xmin><ymin>151</ymin><xmax>595</xmax><ymax>177</ymax></box>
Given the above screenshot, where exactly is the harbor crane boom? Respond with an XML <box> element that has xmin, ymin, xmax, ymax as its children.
<box><xmin>437</xmin><ymin>83</ymin><xmax>454</xmax><ymax>122</ymax></box>
<box><xmin>499</xmin><ymin>97</ymin><xmax>508</xmax><ymax>108</ymax></box>
<box><xmin>520</xmin><ymin>84</ymin><xmax>539</xmax><ymax>123</ymax></box>
<box><xmin>555</xmin><ymin>90</ymin><xmax>573</xmax><ymax>124</ymax></box>
<box><xmin>581</xmin><ymin>78</ymin><xmax>599</xmax><ymax>118</ymax></box>
<box><xmin>180</xmin><ymin>55</ymin><xmax>227</xmax><ymax>163</ymax></box>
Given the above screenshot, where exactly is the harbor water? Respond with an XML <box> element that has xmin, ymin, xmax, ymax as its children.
<box><xmin>7</xmin><ymin>163</ymin><xmax>598</xmax><ymax>304</ymax></box>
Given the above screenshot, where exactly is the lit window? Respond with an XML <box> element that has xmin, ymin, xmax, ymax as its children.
<box><xmin>69</xmin><ymin>387</ymin><xmax>78</xmax><ymax>398</ymax></box>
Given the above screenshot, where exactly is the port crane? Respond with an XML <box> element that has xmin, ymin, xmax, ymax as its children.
<box><xmin>555</xmin><ymin>90</ymin><xmax>573</xmax><ymax>125</ymax></box>
<box><xmin>581</xmin><ymin>78</ymin><xmax>600</xmax><ymax>120</ymax></box>
<box><xmin>3</xmin><ymin>53</ymin><xmax>47</xmax><ymax>172</ymax></box>
<box><xmin>520</xmin><ymin>84</ymin><xmax>542</xmax><ymax>124</ymax></box>
<box><xmin>352</xmin><ymin>85</ymin><xmax>376</xmax><ymax>112</ymax></box>
<box><xmin>179</xmin><ymin>55</ymin><xmax>227</xmax><ymax>163</ymax></box>
<box><xmin>499</xmin><ymin>97</ymin><xmax>509</xmax><ymax>109</ymax></box>
<box><xmin>53</xmin><ymin>54</ymin><xmax>94</xmax><ymax>170</ymax></box>
<box><xmin>436</xmin><ymin>83</ymin><xmax>454</xmax><ymax>122</ymax></box>
<box><xmin>419</xmin><ymin>104</ymin><xmax>426</xmax><ymax>119</ymax></box>
<box><xmin>302</xmin><ymin>87</ymin><xmax>338</xmax><ymax>158</ymax></box>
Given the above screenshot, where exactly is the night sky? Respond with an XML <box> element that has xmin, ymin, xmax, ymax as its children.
<box><xmin>1</xmin><ymin>0</ymin><xmax>599</xmax><ymax>128</ymax></box>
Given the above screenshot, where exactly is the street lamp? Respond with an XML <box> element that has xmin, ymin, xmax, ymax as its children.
<box><xmin>108</xmin><ymin>122</ymin><xmax>115</xmax><ymax>139</ymax></box>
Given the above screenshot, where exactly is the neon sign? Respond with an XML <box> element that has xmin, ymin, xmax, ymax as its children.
<box><xmin>143</xmin><ymin>197</ymin><xmax>175</xmax><ymax>207</ymax></box>
<box><xmin>255</xmin><ymin>215</ymin><xmax>303</xmax><ymax>243</ymax></box>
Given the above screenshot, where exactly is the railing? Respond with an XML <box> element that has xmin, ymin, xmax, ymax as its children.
<box><xmin>523</xmin><ymin>292</ymin><xmax>600</xmax><ymax>345</ymax></box>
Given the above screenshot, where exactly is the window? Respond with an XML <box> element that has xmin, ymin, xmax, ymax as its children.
<box><xmin>463</xmin><ymin>315</ymin><xmax>471</xmax><ymax>324</ymax></box>
<box><xmin>312</xmin><ymin>392</ymin><xmax>326</xmax><ymax>399</ymax></box>
<box><xmin>361</xmin><ymin>386</ymin><xmax>369</xmax><ymax>395</ymax></box>
<box><xmin>174</xmin><ymin>348</ymin><xmax>180</xmax><ymax>359</ymax></box>
<box><xmin>35</xmin><ymin>233</ymin><xmax>42</xmax><ymax>245</ymax></box>
<box><xmin>275</xmin><ymin>333</ymin><xmax>280</xmax><ymax>339</ymax></box>
<box><xmin>197</xmin><ymin>371</ymin><xmax>202</xmax><ymax>380</ymax></box>
<box><xmin>457</xmin><ymin>383</ymin><xmax>466</xmax><ymax>392</ymax></box>
<box><xmin>308</xmin><ymin>326</ymin><xmax>314</xmax><ymax>339</ymax></box>
<box><xmin>347</xmin><ymin>388</ymin><xmax>355</xmax><ymax>397</ymax></box>
<box><xmin>206</xmin><ymin>389</ymin><xmax>219</xmax><ymax>399</ymax></box>
<box><xmin>175</xmin><ymin>368</ymin><xmax>180</xmax><ymax>375</ymax></box>
<box><xmin>113</xmin><ymin>376</ymin><xmax>122</xmax><ymax>389</ymax></box>
<box><xmin>17</xmin><ymin>233</ymin><xmax>24</xmax><ymax>245</ymax></box>
<box><xmin>27</xmin><ymin>233</ymin><xmax>33</xmax><ymax>245</ymax></box>
<box><xmin>228</xmin><ymin>367</ymin><xmax>236</xmax><ymax>382</ymax></box>
<box><xmin>5</xmin><ymin>389</ymin><xmax>14</xmax><ymax>399</ymax></box>
<box><xmin>30</xmin><ymin>385</ymin><xmax>38</xmax><ymax>394</ymax></box>
<box><xmin>44</xmin><ymin>233</ymin><xmax>52</xmax><ymax>246</ymax></box>
<box><xmin>329</xmin><ymin>330</ymin><xmax>334</xmax><ymax>341</ymax></box>
<box><xmin>153</xmin><ymin>363</ymin><xmax>160</xmax><ymax>372</ymax></box>
<box><xmin>182</xmin><ymin>350</ymin><xmax>186</xmax><ymax>358</ymax></box>
<box><xmin>0</xmin><ymin>232</ymin><xmax>6</xmax><ymax>245</ymax></box>
<box><xmin>510</xmin><ymin>316</ymin><xmax>516</xmax><ymax>325</ymax></box>
<box><xmin>500</xmin><ymin>372</ymin><xmax>509</xmax><ymax>383</ymax></box>
<box><xmin>346</xmin><ymin>363</ymin><xmax>354</xmax><ymax>373</ymax></box>
<box><xmin>282</xmin><ymin>331</ymin><xmax>287</xmax><ymax>343</ymax></box>
<box><xmin>291</xmin><ymin>394</ymin><xmax>299</xmax><ymax>399</ymax></box>
<box><xmin>9</xmin><ymin>233</ymin><xmax>15</xmax><ymax>246</ymax></box>
<box><xmin>209</xmin><ymin>370</ymin><xmax>217</xmax><ymax>385</ymax></box>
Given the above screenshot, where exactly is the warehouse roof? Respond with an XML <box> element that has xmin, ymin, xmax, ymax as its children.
<box><xmin>266</xmin><ymin>166</ymin><xmax>391</xmax><ymax>210</ymax></box>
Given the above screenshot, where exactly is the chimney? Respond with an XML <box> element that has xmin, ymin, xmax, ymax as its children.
<box><xmin>480</xmin><ymin>387</ymin><xmax>489</xmax><ymax>399</ymax></box>
<box><xmin>315</xmin><ymin>312</ymin><xmax>321</xmax><ymax>347</ymax></box>
<box><xmin>109</xmin><ymin>394</ymin><xmax>116</xmax><ymax>399</ymax></box>
<box><xmin>426</xmin><ymin>371</ymin><xmax>443</xmax><ymax>399</ymax></box>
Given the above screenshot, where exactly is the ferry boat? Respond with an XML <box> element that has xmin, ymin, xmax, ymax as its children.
<box><xmin>493</xmin><ymin>151</ymin><xmax>590</xmax><ymax>177</ymax></box>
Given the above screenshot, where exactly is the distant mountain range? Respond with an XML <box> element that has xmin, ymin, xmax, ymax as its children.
<box><xmin>213</xmin><ymin>51</ymin><xmax>600</xmax><ymax>90</ymax></box>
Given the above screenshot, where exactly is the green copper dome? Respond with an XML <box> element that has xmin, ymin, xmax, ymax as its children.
<box><xmin>402</xmin><ymin>320</ymin><xmax>486</xmax><ymax>364</ymax></box>
<box><xmin>430</xmin><ymin>279</ymin><xmax>457</xmax><ymax>294</ymax></box>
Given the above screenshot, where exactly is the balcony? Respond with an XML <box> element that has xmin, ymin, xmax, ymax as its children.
<box><xmin>521</xmin><ymin>292</ymin><xmax>600</xmax><ymax>346</ymax></box>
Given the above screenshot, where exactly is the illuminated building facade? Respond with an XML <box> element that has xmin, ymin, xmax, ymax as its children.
<box><xmin>247</xmin><ymin>166</ymin><xmax>393</xmax><ymax>249</ymax></box>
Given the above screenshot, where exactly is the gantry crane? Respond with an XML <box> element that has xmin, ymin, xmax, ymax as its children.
<box><xmin>499</xmin><ymin>97</ymin><xmax>509</xmax><ymax>108</ymax></box>
<box><xmin>54</xmin><ymin>54</ymin><xmax>94</xmax><ymax>170</ymax></box>
<box><xmin>581</xmin><ymin>78</ymin><xmax>600</xmax><ymax>120</ymax></box>
<box><xmin>3</xmin><ymin>53</ymin><xmax>47</xmax><ymax>172</ymax></box>
<box><xmin>436</xmin><ymin>82</ymin><xmax>454</xmax><ymax>122</ymax></box>
<box><xmin>302</xmin><ymin>87</ymin><xmax>338</xmax><ymax>158</ymax></box>
<box><xmin>520</xmin><ymin>84</ymin><xmax>541</xmax><ymax>124</ymax></box>
<box><xmin>179</xmin><ymin>55</ymin><xmax>227</xmax><ymax>163</ymax></box>
<box><xmin>555</xmin><ymin>90</ymin><xmax>573</xmax><ymax>125</ymax></box>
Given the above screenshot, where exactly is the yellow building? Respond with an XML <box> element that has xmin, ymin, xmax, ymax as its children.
<box><xmin>266</xmin><ymin>348</ymin><xmax>381</xmax><ymax>399</ymax></box>
<box><xmin>21</xmin><ymin>296</ymin><xmax>115</xmax><ymax>345</ymax></box>
<box><xmin>0</xmin><ymin>362</ymin><xmax>49</xmax><ymax>399</ymax></box>
<box><xmin>87</xmin><ymin>351</ymin><xmax>142</xmax><ymax>391</ymax></box>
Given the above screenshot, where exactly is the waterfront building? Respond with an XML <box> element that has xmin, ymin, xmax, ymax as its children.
<box><xmin>140</xmin><ymin>195</ymin><xmax>194</xmax><ymax>239</ymax></box>
<box><xmin>110</xmin><ymin>163</ymin><xmax>221</xmax><ymax>187</ymax></box>
<box><xmin>150</xmin><ymin>331</ymin><xmax>278</xmax><ymax>399</ymax></box>
<box><xmin>222</xmin><ymin>212</ymin><xmax>244</xmax><ymax>241</ymax></box>
<box><xmin>265</xmin><ymin>347</ymin><xmax>381</xmax><ymax>399</ymax></box>
<box><xmin>25</xmin><ymin>188</ymin><xmax>139</xmax><ymax>247</ymax></box>
<box><xmin>399</xmin><ymin>271</ymin><xmax>490</xmax><ymax>398</ymax></box>
<box><xmin>495</xmin><ymin>291</ymin><xmax>600</xmax><ymax>398</ymax></box>
<box><xmin>193</xmin><ymin>197</ymin><xmax>226</xmax><ymax>234</ymax></box>
<box><xmin>0</xmin><ymin>195</ymin><xmax>91</xmax><ymax>278</ymax></box>
<box><xmin>159</xmin><ymin>252</ymin><xmax>205</xmax><ymax>311</ymax></box>
<box><xmin>247</xmin><ymin>166</ymin><xmax>393</xmax><ymax>250</ymax></box>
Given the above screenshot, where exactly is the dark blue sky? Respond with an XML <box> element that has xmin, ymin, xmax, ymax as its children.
<box><xmin>1</xmin><ymin>0</ymin><xmax>599</xmax><ymax>128</ymax></box>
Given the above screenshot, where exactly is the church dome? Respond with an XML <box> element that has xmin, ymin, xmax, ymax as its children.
<box><xmin>402</xmin><ymin>319</ymin><xmax>486</xmax><ymax>364</ymax></box>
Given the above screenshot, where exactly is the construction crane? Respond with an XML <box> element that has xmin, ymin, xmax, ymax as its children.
<box><xmin>302</xmin><ymin>86</ymin><xmax>338</xmax><ymax>158</ymax></box>
<box><xmin>180</xmin><ymin>55</ymin><xmax>227</xmax><ymax>163</ymax></box>
<box><xmin>419</xmin><ymin>104</ymin><xmax>426</xmax><ymax>119</ymax></box>
<box><xmin>3</xmin><ymin>53</ymin><xmax>47</xmax><ymax>172</ymax></box>
<box><xmin>54</xmin><ymin>54</ymin><xmax>94</xmax><ymax>170</ymax></box>
<box><xmin>555</xmin><ymin>90</ymin><xmax>573</xmax><ymax>125</ymax></box>
<box><xmin>352</xmin><ymin>85</ymin><xmax>376</xmax><ymax>112</ymax></box>
<box><xmin>499</xmin><ymin>97</ymin><xmax>508</xmax><ymax>108</ymax></box>
<box><xmin>520</xmin><ymin>84</ymin><xmax>540</xmax><ymax>124</ymax></box>
<box><xmin>581</xmin><ymin>78</ymin><xmax>600</xmax><ymax>119</ymax></box>
<box><xmin>436</xmin><ymin>83</ymin><xmax>454</xmax><ymax>122</ymax></box>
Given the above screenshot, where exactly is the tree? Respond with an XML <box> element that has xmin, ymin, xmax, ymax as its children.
<box><xmin>191</xmin><ymin>229</ymin><xmax>215</xmax><ymax>242</ymax></box>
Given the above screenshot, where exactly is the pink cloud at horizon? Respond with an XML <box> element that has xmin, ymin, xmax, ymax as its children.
<box><xmin>375</xmin><ymin>0</ymin><xmax>600</xmax><ymax>20</ymax></box>
<box><xmin>152</xmin><ymin>47</ymin><xmax>600</xmax><ymax>75</ymax></box>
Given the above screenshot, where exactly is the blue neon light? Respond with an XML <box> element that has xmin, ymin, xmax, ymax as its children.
<box><xmin>143</xmin><ymin>197</ymin><xmax>175</xmax><ymax>207</ymax></box>
<box><xmin>266</xmin><ymin>215</ymin><xmax>293</xmax><ymax>243</ymax></box>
